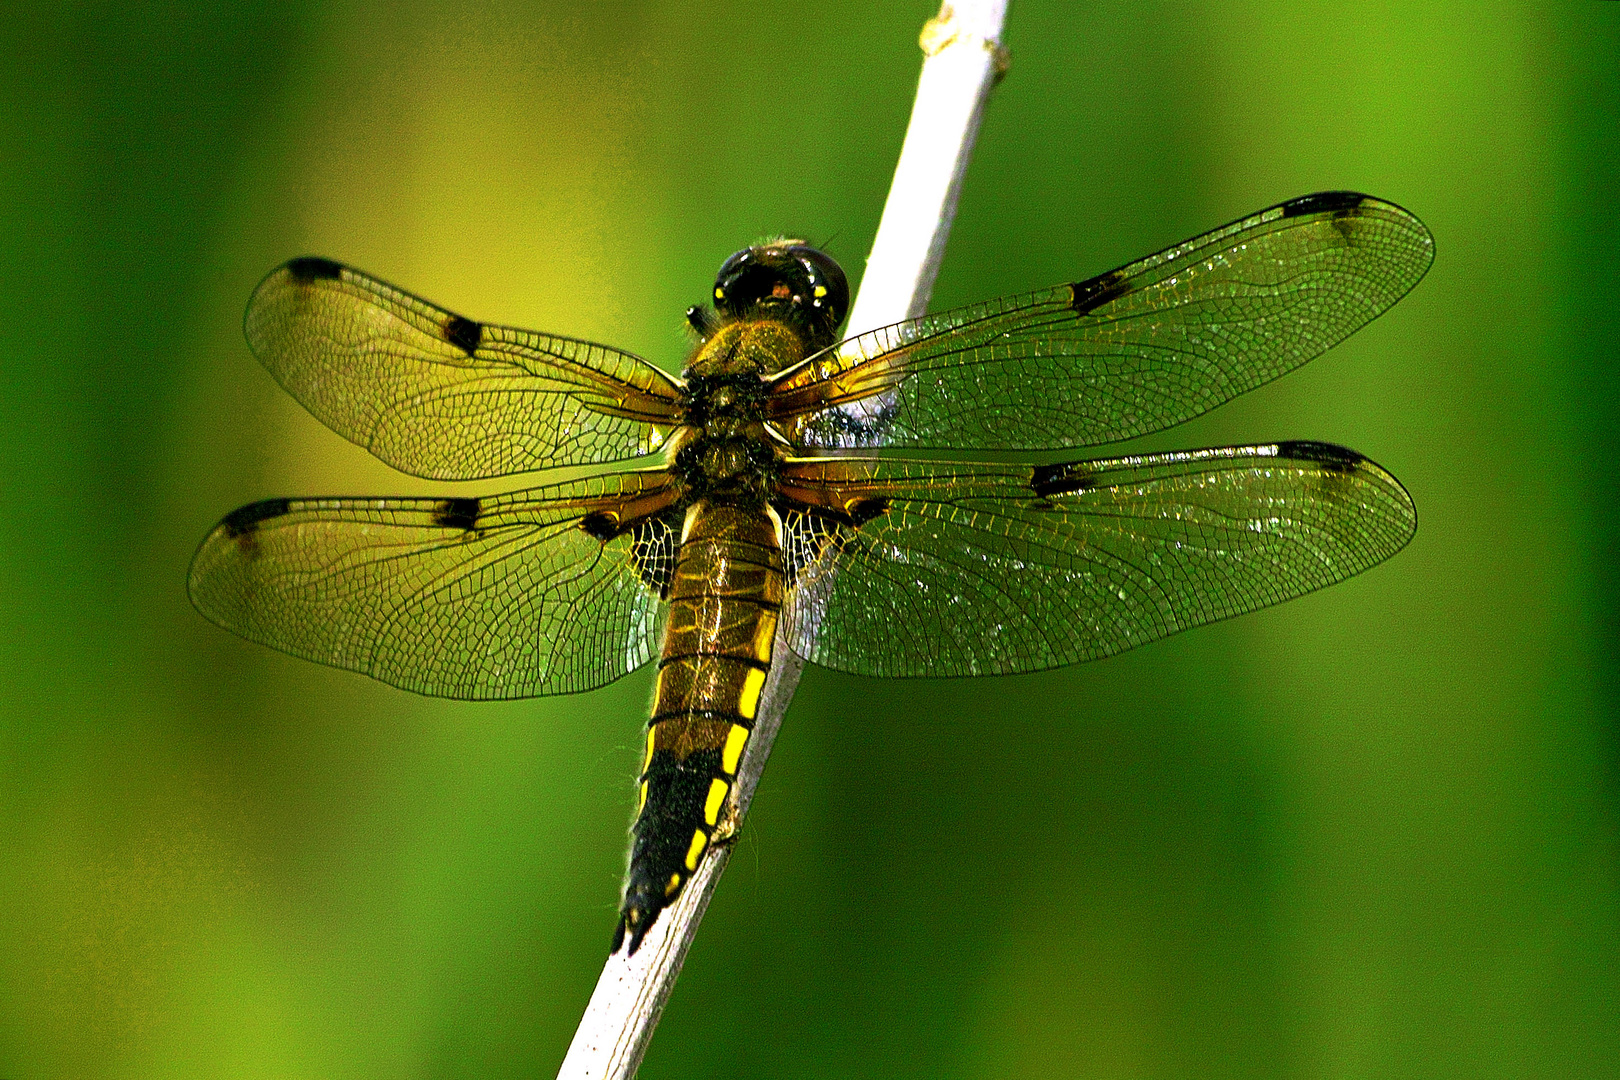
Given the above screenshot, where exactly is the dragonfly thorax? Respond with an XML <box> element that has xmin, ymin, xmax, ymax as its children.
<box><xmin>667</xmin><ymin>418</ymin><xmax>779</xmax><ymax>507</ymax></box>
<box><xmin>684</xmin><ymin>318</ymin><xmax>810</xmax><ymax>380</ymax></box>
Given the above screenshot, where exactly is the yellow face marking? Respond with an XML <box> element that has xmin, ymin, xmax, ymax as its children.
<box><xmin>737</xmin><ymin>667</ymin><xmax>766</xmax><ymax>721</ymax></box>
<box><xmin>642</xmin><ymin>725</ymin><xmax>657</xmax><ymax>774</ymax></box>
<box><xmin>637</xmin><ymin>780</ymin><xmax>648</xmax><ymax>815</ymax></box>
<box><xmin>665</xmin><ymin>873</ymin><xmax>682</xmax><ymax>898</ymax></box>
<box><xmin>684</xmin><ymin>829</ymin><xmax>708</xmax><ymax>871</ymax></box>
<box><xmin>722</xmin><ymin>724</ymin><xmax>749</xmax><ymax>775</ymax></box>
<box><xmin>704</xmin><ymin>778</ymin><xmax>729</xmax><ymax>826</ymax></box>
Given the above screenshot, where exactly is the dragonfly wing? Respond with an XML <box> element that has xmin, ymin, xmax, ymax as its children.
<box><xmin>769</xmin><ymin>193</ymin><xmax>1433</xmax><ymax>451</ymax></box>
<box><xmin>775</xmin><ymin>443</ymin><xmax>1415</xmax><ymax>678</ymax></box>
<box><xmin>188</xmin><ymin>471</ymin><xmax>679</xmax><ymax>699</ymax></box>
<box><xmin>246</xmin><ymin>258</ymin><xmax>683</xmax><ymax>479</ymax></box>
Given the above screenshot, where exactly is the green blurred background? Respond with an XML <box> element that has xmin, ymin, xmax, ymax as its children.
<box><xmin>3</xmin><ymin>1</ymin><xmax>1617</xmax><ymax>1076</ymax></box>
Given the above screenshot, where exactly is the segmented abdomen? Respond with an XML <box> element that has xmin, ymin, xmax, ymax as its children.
<box><xmin>615</xmin><ymin>501</ymin><xmax>782</xmax><ymax>954</ymax></box>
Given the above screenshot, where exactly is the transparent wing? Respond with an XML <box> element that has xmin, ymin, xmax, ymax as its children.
<box><xmin>188</xmin><ymin>471</ymin><xmax>677</xmax><ymax>699</ymax></box>
<box><xmin>775</xmin><ymin>442</ymin><xmax>1415</xmax><ymax>677</ymax></box>
<box><xmin>768</xmin><ymin>193</ymin><xmax>1433</xmax><ymax>451</ymax></box>
<box><xmin>245</xmin><ymin>258</ymin><xmax>684</xmax><ymax>479</ymax></box>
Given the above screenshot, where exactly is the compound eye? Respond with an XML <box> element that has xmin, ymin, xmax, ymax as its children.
<box><xmin>785</xmin><ymin>245</ymin><xmax>849</xmax><ymax>331</ymax></box>
<box><xmin>712</xmin><ymin>249</ymin><xmax>749</xmax><ymax>304</ymax></box>
<box><xmin>712</xmin><ymin>248</ymin><xmax>776</xmax><ymax>319</ymax></box>
<box><xmin>710</xmin><ymin>244</ymin><xmax>850</xmax><ymax>347</ymax></box>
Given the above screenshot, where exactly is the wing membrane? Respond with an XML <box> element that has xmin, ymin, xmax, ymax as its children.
<box><xmin>188</xmin><ymin>471</ymin><xmax>676</xmax><ymax>699</ymax></box>
<box><xmin>776</xmin><ymin>443</ymin><xmax>1415</xmax><ymax>678</ymax></box>
<box><xmin>246</xmin><ymin>259</ymin><xmax>683</xmax><ymax>479</ymax></box>
<box><xmin>769</xmin><ymin>193</ymin><xmax>1433</xmax><ymax>451</ymax></box>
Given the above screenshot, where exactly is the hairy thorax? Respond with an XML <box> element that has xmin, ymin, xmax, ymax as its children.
<box><xmin>669</xmin><ymin>319</ymin><xmax>808</xmax><ymax>508</ymax></box>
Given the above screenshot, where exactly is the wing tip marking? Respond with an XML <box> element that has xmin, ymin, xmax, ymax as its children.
<box><xmin>221</xmin><ymin>497</ymin><xmax>293</xmax><ymax>539</ymax></box>
<box><xmin>284</xmin><ymin>256</ymin><xmax>344</xmax><ymax>283</ymax></box>
<box><xmin>1273</xmin><ymin>440</ymin><xmax>1367</xmax><ymax>474</ymax></box>
<box><xmin>1280</xmin><ymin>191</ymin><xmax>1369</xmax><ymax>219</ymax></box>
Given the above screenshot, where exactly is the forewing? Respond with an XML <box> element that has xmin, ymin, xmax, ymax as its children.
<box><xmin>188</xmin><ymin>471</ymin><xmax>677</xmax><ymax>699</ymax></box>
<box><xmin>776</xmin><ymin>443</ymin><xmax>1415</xmax><ymax>678</ymax></box>
<box><xmin>246</xmin><ymin>258</ymin><xmax>683</xmax><ymax>479</ymax></box>
<box><xmin>769</xmin><ymin>193</ymin><xmax>1433</xmax><ymax>451</ymax></box>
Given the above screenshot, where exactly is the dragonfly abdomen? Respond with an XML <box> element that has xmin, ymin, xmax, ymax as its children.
<box><xmin>616</xmin><ymin>501</ymin><xmax>784</xmax><ymax>954</ymax></box>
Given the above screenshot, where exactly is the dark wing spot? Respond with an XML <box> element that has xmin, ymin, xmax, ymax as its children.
<box><xmin>1275</xmin><ymin>440</ymin><xmax>1366</xmax><ymax>474</ymax></box>
<box><xmin>773</xmin><ymin>496</ymin><xmax>889</xmax><ymax>531</ymax></box>
<box><xmin>1030</xmin><ymin>463</ymin><xmax>1093</xmax><ymax>497</ymax></box>
<box><xmin>222</xmin><ymin>497</ymin><xmax>293</xmax><ymax>539</ymax></box>
<box><xmin>285</xmin><ymin>257</ymin><xmax>344</xmax><ymax>282</ymax></box>
<box><xmin>846</xmin><ymin>497</ymin><xmax>889</xmax><ymax>527</ymax></box>
<box><xmin>444</xmin><ymin>315</ymin><xmax>483</xmax><ymax>356</ymax></box>
<box><xmin>580</xmin><ymin>511</ymin><xmax>619</xmax><ymax>542</ymax></box>
<box><xmin>431</xmin><ymin>497</ymin><xmax>480</xmax><ymax>531</ymax></box>
<box><xmin>1280</xmin><ymin>191</ymin><xmax>1367</xmax><ymax>218</ymax></box>
<box><xmin>1068</xmin><ymin>269</ymin><xmax>1132</xmax><ymax>315</ymax></box>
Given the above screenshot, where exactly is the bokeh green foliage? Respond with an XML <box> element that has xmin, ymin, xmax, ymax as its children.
<box><xmin>2</xmin><ymin>1</ymin><xmax>1616</xmax><ymax>1077</ymax></box>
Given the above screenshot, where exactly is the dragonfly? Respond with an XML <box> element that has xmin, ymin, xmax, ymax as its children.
<box><xmin>190</xmin><ymin>190</ymin><xmax>1432</xmax><ymax>953</ymax></box>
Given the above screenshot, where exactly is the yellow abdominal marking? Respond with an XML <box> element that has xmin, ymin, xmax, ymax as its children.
<box><xmin>738</xmin><ymin>667</ymin><xmax>766</xmax><ymax>720</ymax></box>
<box><xmin>722</xmin><ymin>724</ymin><xmax>750</xmax><ymax>774</ymax></box>
<box><xmin>704</xmin><ymin>778</ymin><xmax>729</xmax><ymax>825</ymax></box>
<box><xmin>638</xmin><ymin>780</ymin><xmax>648</xmax><ymax>814</ymax></box>
<box><xmin>684</xmin><ymin>829</ymin><xmax>708</xmax><ymax>870</ymax></box>
<box><xmin>642</xmin><ymin>726</ymin><xmax>656</xmax><ymax>773</ymax></box>
<box><xmin>665</xmin><ymin>873</ymin><xmax>682</xmax><ymax>898</ymax></box>
<box><xmin>813</xmin><ymin>284</ymin><xmax>827</xmax><ymax>297</ymax></box>
<box><xmin>749</xmin><ymin>614</ymin><xmax>777</xmax><ymax>663</ymax></box>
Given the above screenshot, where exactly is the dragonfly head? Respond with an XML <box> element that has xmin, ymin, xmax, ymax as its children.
<box><xmin>711</xmin><ymin>241</ymin><xmax>848</xmax><ymax>352</ymax></box>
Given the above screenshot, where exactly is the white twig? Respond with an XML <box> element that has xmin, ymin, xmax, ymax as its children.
<box><xmin>845</xmin><ymin>1</ymin><xmax>1010</xmax><ymax>337</ymax></box>
<box><xmin>556</xmin><ymin>4</ymin><xmax>1009</xmax><ymax>1077</ymax></box>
